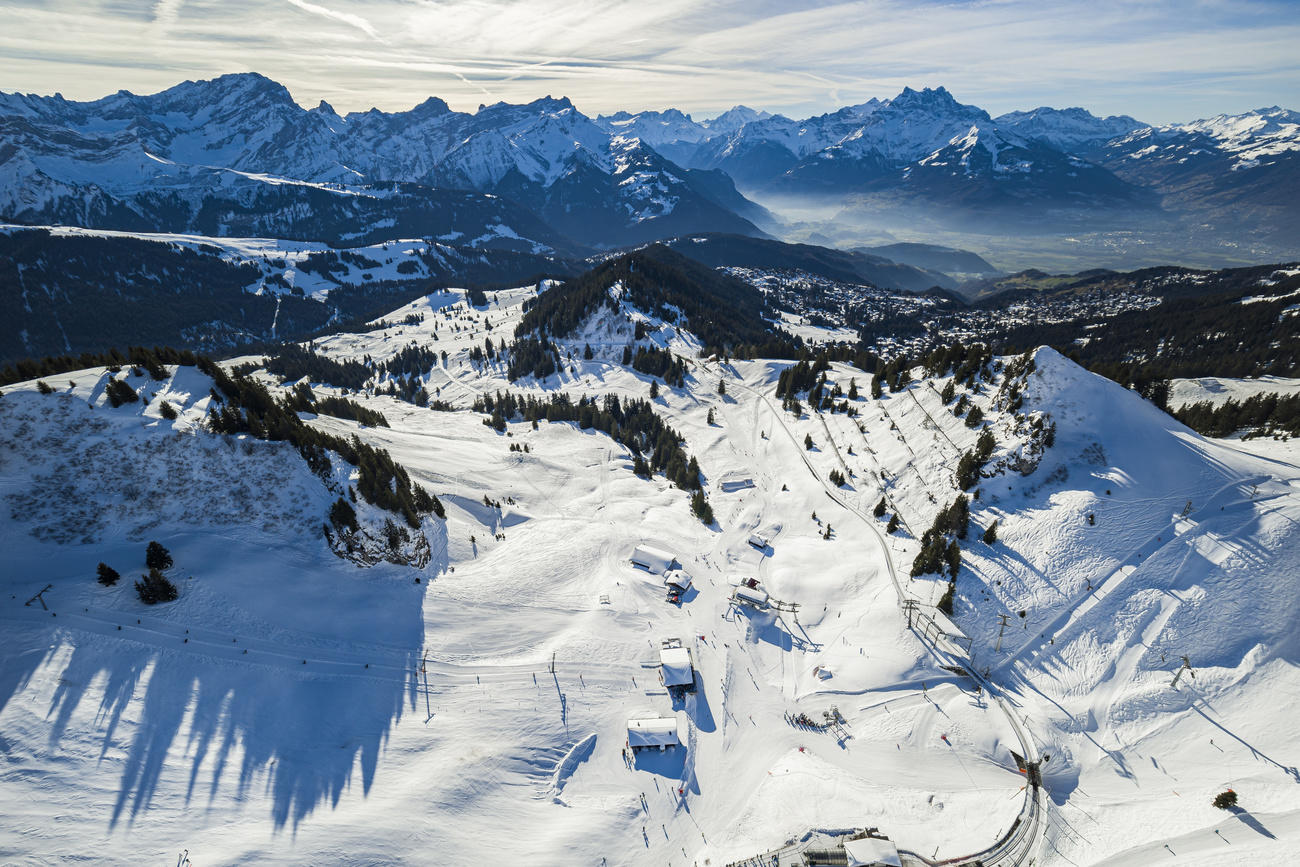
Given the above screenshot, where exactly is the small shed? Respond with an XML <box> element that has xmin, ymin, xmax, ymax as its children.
<box><xmin>659</xmin><ymin>639</ymin><xmax>695</xmax><ymax>691</ymax></box>
<box><xmin>627</xmin><ymin>716</ymin><xmax>682</xmax><ymax>752</ymax></box>
<box><xmin>842</xmin><ymin>837</ymin><xmax>901</xmax><ymax>867</ymax></box>
<box><xmin>663</xmin><ymin>569</ymin><xmax>693</xmax><ymax>591</ymax></box>
<box><xmin>631</xmin><ymin>544</ymin><xmax>676</xmax><ymax>574</ymax></box>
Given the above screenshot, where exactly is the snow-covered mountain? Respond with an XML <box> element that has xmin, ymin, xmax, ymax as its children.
<box><xmin>881</xmin><ymin>121</ymin><xmax>1151</xmax><ymax>210</ymax></box>
<box><xmin>1098</xmin><ymin>107</ymin><xmax>1300</xmax><ymax>244</ymax></box>
<box><xmin>3</xmin><ymin>73</ymin><xmax>1296</xmax><ymax>254</ymax></box>
<box><xmin>0</xmin><ymin>74</ymin><xmax>767</xmax><ymax>250</ymax></box>
<box><xmin>993</xmin><ymin>106</ymin><xmax>1145</xmax><ymax>153</ymax></box>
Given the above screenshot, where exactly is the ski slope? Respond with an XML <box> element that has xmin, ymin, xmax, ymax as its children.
<box><xmin>2</xmin><ymin>283</ymin><xmax>1299</xmax><ymax>865</ymax></box>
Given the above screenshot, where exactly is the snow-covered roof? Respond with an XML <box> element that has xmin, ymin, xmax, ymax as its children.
<box><xmin>660</xmin><ymin>646</ymin><xmax>693</xmax><ymax>686</ymax></box>
<box><xmin>663</xmin><ymin>568</ymin><xmax>692</xmax><ymax>589</ymax></box>
<box><xmin>734</xmin><ymin>584</ymin><xmax>769</xmax><ymax>606</ymax></box>
<box><xmin>630</xmin><ymin>544</ymin><xmax>675</xmax><ymax>573</ymax></box>
<box><xmin>843</xmin><ymin>837</ymin><xmax>901</xmax><ymax>867</ymax></box>
<box><xmin>748</xmin><ymin>533</ymin><xmax>768</xmax><ymax>548</ymax></box>
<box><xmin>627</xmin><ymin>717</ymin><xmax>681</xmax><ymax>748</ymax></box>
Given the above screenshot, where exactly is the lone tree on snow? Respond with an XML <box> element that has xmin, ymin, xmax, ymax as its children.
<box><xmin>145</xmin><ymin>541</ymin><xmax>173</xmax><ymax>571</ymax></box>
<box><xmin>983</xmin><ymin>520</ymin><xmax>998</xmax><ymax>544</ymax></box>
<box><xmin>96</xmin><ymin>562</ymin><xmax>120</xmax><ymax>586</ymax></box>
<box><xmin>1213</xmin><ymin>789</ymin><xmax>1238</xmax><ymax>809</ymax></box>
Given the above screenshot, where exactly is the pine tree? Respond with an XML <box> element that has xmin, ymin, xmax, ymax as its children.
<box><xmin>983</xmin><ymin>520</ymin><xmax>998</xmax><ymax>544</ymax></box>
<box><xmin>804</xmin><ymin>433</ymin><xmax>814</xmax><ymax>450</ymax></box>
<box><xmin>717</xmin><ymin>380</ymin><xmax>726</xmax><ymax>396</ymax></box>
<box><xmin>159</xmin><ymin>400</ymin><xmax>178</xmax><ymax>420</ymax></box>
<box><xmin>707</xmin><ymin>407</ymin><xmax>716</xmax><ymax>425</ymax></box>
<box><xmin>96</xmin><ymin>562</ymin><xmax>120</xmax><ymax>586</ymax></box>
<box><xmin>135</xmin><ymin>568</ymin><xmax>179</xmax><ymax>604</ymax></box>
<box><xmin>1213</xmin><ymin>789</ymin><xmax>1238</xmax><ymax>809</ymax></box>
<box><xmin>36</xmin><ymin>380</ymin><xmax>54</xmax><ymax>395</ymax></box>
<box><xmin>886</xmin><ymin>514</ymin><xmax>900</xmax><ymax>534</ymax></box>
<box><xmin>870</xmin><ymin>374</ymin><xmax>882</xmax><ymax>399</ymax></box>
<box><xmin>956</xmin><ymin>451</ymin><xmax>980</xmax><ymax>490</ymax></box>
<box><xmin>583</xmin><ymin>344</ymin><xmax>594</xmax><ymax>360</ymax></box>
<box><xmin>945</xmin><ymin>540</ymin><xmax>962</xmax><ymax>578</ymax></box>
<box><xmin>690</xmin><ymin>490</ymin><xmax>714</xmax><ymax>525</ymax></box>
<box><xmin>329</xmin><ymin>497</ymin><xmax>358</xmax><ymax>533</ymax></box>
<box><xmin>848</xmin><ymin>379</ymin><xmax>858</xmax><ymax>400</ymax></box>
<box><xmin>145</xmin><ymin>540</ymin><xmax>173</xmax><ymax>571</ymax></box>
<box><xmin>941</xmin><ymin>379</ymin><xmax>956</xmax><ymax>403</ymax></box>
<box><xmin>874</xmin><ymin>497</ymin><xmax>887</xmax><ymax>517</ymax></box>
<box><xmin>649</xmin><ymin>380</ymin><xmax>660</xmax><ymax>399</ymax></box>
<box><xmin>965</xmin><ymin>406</ymin><xmax>985</xmax><ymax>428</ymax></box>
<box><xmin>937</xmin><ymin>580</ymin><xmax>955</xmax><ymax>615</ymax></box>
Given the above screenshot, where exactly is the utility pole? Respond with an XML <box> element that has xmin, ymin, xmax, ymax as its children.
<box><xmin>1171</xmin><ymin>655</ymin><xmax>1195</xmax><ymax>689</ymax></box>
<box><xmin>902</xmin><ymin>599</ymin><xmax>918</xmax><ymax>629</ymax></box>
<box><xmin>995</xmin><ymin>613</ymin><xmax>1012</xmax><ymax>652</ymax></box>
<box><xmin>420</xmin><ymin>651</ymin><xmax>432</xmax><ymax>722</ymax></box>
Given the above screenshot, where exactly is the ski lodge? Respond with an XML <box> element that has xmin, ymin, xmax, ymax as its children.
<box><xmin>627</xmin><ymin>716</ymin><xmax>683</xmax><ymax>752</ymax></box>
<box><xmin>663</xmin><ymin>568</ymin><xmax>693</xmax><ymax>591</ymax></box>
<box><xmin>630</xmin><ymin>544</ymin><xmax>676</xmax><ymax>573</ymax></box>
<box><xmin>659</xmin><ymin>638</ymin><xmax>695</xmax><ymax>692</ymax></box>
<box><xmin>748</xmin><ymin>533</ymin><xmax>769</xmax><ymax>550</ymax></box>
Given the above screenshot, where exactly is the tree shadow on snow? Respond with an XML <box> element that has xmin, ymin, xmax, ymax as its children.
<box><xmin>40</xmin><ymin>577</ymin><xmax>427</xmax><ymax>834</ymax></box>
<box><xmin>1229</xmin><ymin>806</ymin><xmax>1278</xmax><ymax>839</ymax></box>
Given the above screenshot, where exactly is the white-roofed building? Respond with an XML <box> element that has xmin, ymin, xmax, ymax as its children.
<box><xmin>630</xmin><ymin>544</ymin><xmax>676</xmax><ymax>574</ymax></box>
<box><xmin>627</xmin><ymin>716</ymin><xmax>683</xmax><ymax>752</ymax></box>
<box><xmin>659</xmin><ymin>639</ymin><xmax>695</xmax><ymax>691</ymax></box>
<box><xmin>663</xmin><ymin>569</ymin><xmax>693</xmax><ymax>590</ymax></box>
<box><xmin>842</xmin><ymin>836</ymin><xmax>901</xmax><ymax>867</ymax></box>
<box><xmin>733</xmin><ymin>582</ymin><xmax>769</xmax><ymax>608</ymax></box>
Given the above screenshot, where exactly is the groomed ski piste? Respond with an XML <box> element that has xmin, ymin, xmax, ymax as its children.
<box><xmin>2</xmin><ymin>280</ymin><xmax>1299</xmax><ymax>866</ymax></box>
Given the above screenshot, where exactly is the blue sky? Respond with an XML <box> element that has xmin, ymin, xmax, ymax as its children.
<box><xmin>2</xmin><ymin>0</ymin><xmax>1297</xmax><ymax>123</ymax></box>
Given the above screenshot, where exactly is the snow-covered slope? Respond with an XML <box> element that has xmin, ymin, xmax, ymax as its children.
<box><xmin>993</xmin><ymin>106</ymin><xmax>1145</xmax><ymax>153</ymax></box>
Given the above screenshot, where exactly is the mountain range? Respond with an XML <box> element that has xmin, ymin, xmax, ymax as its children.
<box><xmin>2</xmin><ymin>74</ymin><xmax>1297</xmax><ymax>254</ymax></box>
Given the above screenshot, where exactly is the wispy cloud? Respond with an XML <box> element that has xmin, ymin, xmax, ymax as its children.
<box><xmin>0</xmin><ymin>0</ymin><xmax>1296</xmax><ymax>123</ymax></box>
<box><xmin>285</xmin><ymin>0</ymin><xmax>385</xmax><ymax>42</ymax></box>
<box><xmin>151</xmin><ymin>0</ymin><xmax>184</xmax><ymax>34</ymax></box>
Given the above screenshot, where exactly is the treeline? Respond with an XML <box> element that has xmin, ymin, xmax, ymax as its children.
<box><xmin>515</xmin><ymin>245</ymin><xmax>801</xmax><ymax>359</ymax></box>
<box><xmin>1</xmin><ymin>345</ymin><xmax>196</xmax><ymax>387</ymax></box>
<box><xmin>285</xmin><ymin>382</ymin><xmax>390</xmax><ymax>427</ymax></box>
<box><xmin>507</xmin><ymin>337</ymin><xmax>560</xmax><ymax>380</ymax></box>
<box><xmin>473</xmin><ymin>390</ymin><xmax>701</xmax><ymax>490</ymax></box>
<box><xmin>264</xmin><ymin>344</ymin><xmax>372</xmax><ymax>390</ymax></box>
<box><xmin>1173</xmin><ymin>392</ymin><xmax>1300</xmax><ymax>438</ymax></box>
<box><xmin>999</xmin><ymin>283</ymin><xmax>1300</xmax><ymax>388</ymax></box>
<box><xmin>200</xmin><ymin>358</ymin><xmax>442</xmax><ymax>527</ymax></box>
<box><xmin>630</xmin><ymin>345</ymin><xmax>686</xmax><ymax>387</ymax></box>
<box><xmin>912</xmin><ymin>495</ymin><xmax>970</xmax><ymax>615</ymax></box>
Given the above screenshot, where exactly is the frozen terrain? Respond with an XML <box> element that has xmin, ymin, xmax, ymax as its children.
<box><xmin>2</xmin><ymin>281</ymin><xmax>1299</xmax><ymax>865</ymax></box>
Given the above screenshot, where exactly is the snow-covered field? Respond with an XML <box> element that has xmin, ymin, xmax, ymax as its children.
<box><xmin>1171</xmin><ymin>374</ymin><xmax>1300</xmax><ymax>409</ymax></box>
<box><xmin>2</xmin><ymin>283</ymin><xmax>1299</xmax><ymax>865</ymax></box>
